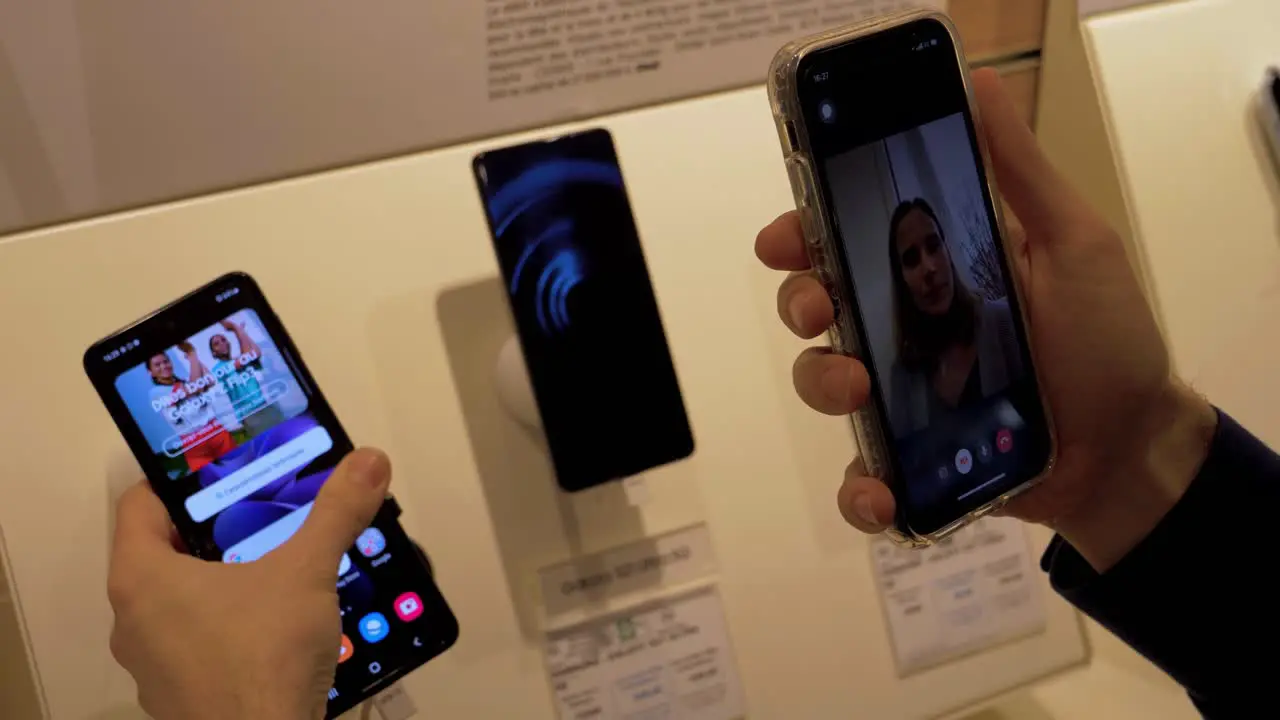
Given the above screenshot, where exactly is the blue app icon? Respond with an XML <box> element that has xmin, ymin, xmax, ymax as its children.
<box><xmin>358</xmin><ymin>612</ymin><xmax>390</xmax><ymax>644</ymax></box>
<box><xmin>356</xmin><ymin>527</ymin><xmax>386</xmax><ymax>558</ymax></box>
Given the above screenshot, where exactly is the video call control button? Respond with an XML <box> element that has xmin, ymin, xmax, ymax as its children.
<box><xmin>368</xmin><ymin>662</ymin><xmax>382</xmax><ymax>675</ymax></box>
<box><xmin>954</xmin><ymin>449</ymin><xmax>973</xmax><ymax>475</ymax></box>
<box><xmin>977</xmin><ymin>443</ymin><xmax>993</xmax><ymax>463</ymax></box>
<box><xmin>996</xmin><ymin>429</ymin><xmax>1014</xmax><ymax>454</ymax></box>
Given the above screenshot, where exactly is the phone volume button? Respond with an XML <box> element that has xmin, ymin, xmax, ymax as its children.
<box><xmin>816</xmin><ymin>268</ymin><xmax>842</xmax><ymax>321</ymax></box>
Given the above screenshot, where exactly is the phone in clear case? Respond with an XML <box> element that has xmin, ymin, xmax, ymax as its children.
<box><xmin>767</xmin><ymin>9</ymin><xmax>1056</xmax><ymax>546</ymax></box>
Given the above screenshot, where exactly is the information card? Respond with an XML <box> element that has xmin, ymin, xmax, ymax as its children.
<box><xmin>870</xmin><ymin>516</ymin><xmax>1047</xmax><ymax>675</ymax></box>
<box><xmin>544</xmin><ymin>586</ymin><xmax>746</xmax><ymax>720</ymax></box>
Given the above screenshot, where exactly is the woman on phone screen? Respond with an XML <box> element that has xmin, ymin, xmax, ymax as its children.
<box><xmin>886</xmin><ymin>198</ymin><xmax>1023</xmax><ymax>438</ymax></box>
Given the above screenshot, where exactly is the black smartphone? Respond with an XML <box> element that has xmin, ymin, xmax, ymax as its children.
<box><xmin>769</xmin><ymin>12</ymin><xmax>1054</xmax><ymax>541</ymax></box>
<box><xmin>472</xmin><ymin>129</ymin><xmax>695</xmax><ymax>492</ymax></box>
<box><xmin>83</xmin><ymin>272</ymin><xmax>458</xmax><ymax>718</ymax></box>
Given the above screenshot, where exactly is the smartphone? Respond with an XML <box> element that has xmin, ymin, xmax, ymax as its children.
<box><xmin>767</xmin><ymin>10</ymin><xmax>1055</xmax><ymax>545</ymax></box>
<box><xmin>472</xmin><ymin>129</ymin><xmax>695</xmax><ymax>492</ymax></box>
<box><xmin>83</xmin><ymin>272</ymin><xmax>458</xmax><ymax>718</ymax></box>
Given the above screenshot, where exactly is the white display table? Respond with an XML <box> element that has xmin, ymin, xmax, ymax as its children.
<box><xmin>0</xmin><ymin>87</ymin><xmax>1086</xmax><ymax>719</ymax></box>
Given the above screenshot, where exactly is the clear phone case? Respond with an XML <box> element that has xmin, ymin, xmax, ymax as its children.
<box><xmin>765</xmin><ymin>8</ymin><xmax>1056</xmax><ymax>547</ymax></box>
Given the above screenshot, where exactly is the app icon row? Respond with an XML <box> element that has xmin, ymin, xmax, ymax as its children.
<box><xmin>938</xmin><ymin>428</ymin><xmax>1014</xmax><ymax>480</ymax></box>
<box><xmin>338</xmin><ymin>592</ymin><xmax>424</xmax><ymax>665</ymax></box>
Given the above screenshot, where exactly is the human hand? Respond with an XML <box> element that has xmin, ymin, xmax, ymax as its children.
<box><xmin>177</xmin><ymin>341</ymin><xmax>196</xmax><ymax>356</ymax></box>
<box><xmin>755</xmin><ymin>68</ymin><xmax>1216</xmax><ymax>570</ymax></box>
<box><xmin>108</xmin><ymin>449</ymin><xmax>392</xmax><ymax>720</ymax></box>
<box><xmin>220</xmin><ymin>319</ymin><xmax>237</xmax><ymax>331</ymax></box>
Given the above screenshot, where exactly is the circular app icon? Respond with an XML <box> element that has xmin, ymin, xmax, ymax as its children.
<box><xmin>996</xmin><ymin>429</ymin><xmax>1014</xmax><ymax>454</ymax></box>
<box><xmin>819</xmin><ymin>100</ymin><xmax>837</xmax><ymax>123</ymax></box>
<box><xmin>977</xmin><ymin>443</ymin><xmax>993</xmax><ymax>463</ymax></box>
<box><xmin>954</xmin><ymin>449</ymin><xmax>973</xmax><ymax>475</ymax></box>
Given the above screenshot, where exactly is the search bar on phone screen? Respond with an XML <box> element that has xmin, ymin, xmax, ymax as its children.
<box><xmin>185</xmin><ymin>426</ymin><xmax>332</xmax><ymax>522</ymax></box>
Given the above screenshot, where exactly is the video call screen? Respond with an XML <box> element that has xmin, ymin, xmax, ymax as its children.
<box><xmin>799</xmin><ymin>19</ymin><xmax>1051</xmax><ymax>533</ymax></box>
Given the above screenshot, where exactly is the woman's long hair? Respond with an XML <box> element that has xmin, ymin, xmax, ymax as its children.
<box><xmin>888</xmin><ymin>198</ymin><xmax>979</xmax><ymax>373</ymax></box>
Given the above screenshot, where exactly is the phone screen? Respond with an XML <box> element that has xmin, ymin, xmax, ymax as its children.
<box><xmin>797</xmin><ymin>19</ymin><xmax>1052</xmax><ymax>535</ymax></box>
<box><xmin>473</xmin><ymin>129</ymin><xmax>695</xmax><ymax>492</ymax></box>
<box><xmin>83</xmin><ymin>273</ymin><xmax>457</xmax><ymax>719</ymax></box>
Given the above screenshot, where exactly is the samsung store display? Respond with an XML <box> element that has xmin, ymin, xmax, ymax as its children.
<box><xmin>1</xmin><ymin>9</ymin><xmax>1091</xmax><ymax>718</ymax></box>
<box><xmin>81</xmin><ymin>272</ymin><xmax>458</xmax><ymax>719</ymax></box>
<box><xmin>768</xmin><ymin>10</ymin><xmax>1054</xmax><ymax>545</ymax></box>
<box><xmin>473</xmin><ymin>130</ymin><xmax>695</xmax><ymax>492</ymax></box>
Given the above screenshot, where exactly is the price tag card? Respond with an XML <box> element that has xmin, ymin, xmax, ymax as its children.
<box><xmin>544</xmin><ymin>585</ymin><xmax>745</xmax><ymax>720</ymax></box>
<box><xmin>870</xmin><ymin>515</ymin><xmax>1047</xmax><ymax>676</ymax></box>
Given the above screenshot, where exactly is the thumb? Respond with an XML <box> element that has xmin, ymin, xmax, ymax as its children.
<box><xmin>278</xmin><ymin>448</ymin><xmax>392</xmax><ymax>577</ymax></box>
<box><xmin>971</xmin><ymin>68</ymin><xmax>1086</xmax><ymax>238</ymax></box>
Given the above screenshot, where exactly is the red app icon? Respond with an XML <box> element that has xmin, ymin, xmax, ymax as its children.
<box><xmin>394</xmin><ymin>592</ymin><xmax>423</xmax><ymax>622</ymax></box>
<box><xmin>338</xmin><ymin>634</ymin><xmax>354</xmax><ymax>664</ymax></box>
<box><xmin>996</xmin><ymin>429</ymin><xmax>1014</xmax><ymax>454</ymax></box>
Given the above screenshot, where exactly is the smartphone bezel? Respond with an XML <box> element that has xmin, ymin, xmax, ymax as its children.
<box><xmin>768</xmin><ymin>11</ymin><xmax>1057</xmax><ymax>544</ymax></box>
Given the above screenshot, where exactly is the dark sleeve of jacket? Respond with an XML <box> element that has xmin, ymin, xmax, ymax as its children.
<box><xmin>1041</xmin><ymin>411</ymin><xmax>1280</xmax><ymax>717</ymax></box>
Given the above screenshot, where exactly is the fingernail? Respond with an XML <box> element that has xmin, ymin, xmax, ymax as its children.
<box><xmin>820</xmin><ymin>366</ymin><xmax>848</xmax><ymax>406</ymax></box>
<box><xmin>346</xmin><ymin>449</ymin><xmax>391</xmax><ymax>489</ymax></box>
<box><xmin>787</xmin><ymin>294</ymin><xmax>806</xmax><ymax>330</ymax></box>
<box><xmin>854</xmin><ymin>494</ymin><xmax>880</xmax><ymax>526</ymax></box>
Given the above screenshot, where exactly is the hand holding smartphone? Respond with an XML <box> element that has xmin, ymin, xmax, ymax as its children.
<box><xmin>768</xmin><ymin>10</ymin><xmax>1056</xmax><ymax>544</ymax></box>
<box><xmin>84</xmin><ymin>273</ymin><xmax>458</xmax><ymax>718</ymax></box>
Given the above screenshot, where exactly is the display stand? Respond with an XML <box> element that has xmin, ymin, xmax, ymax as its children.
<box><xmin>1031</xmin><ymin>0</ymin><xmax>1280</xmax><ymax>715</ymax></box>
<box><xmin>494</xmin><ymin>335</ymin><xmax>542</xmax><ymax>435</ymax></box>
<box><xmin>1041</xmin><ymin>0</ymin><xmax>1280</xmax><ymax>443</ymax></box>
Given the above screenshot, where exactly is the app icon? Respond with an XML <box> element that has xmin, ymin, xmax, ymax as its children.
<box><xmin>977</xmin><ymin>443</ymin><xmax>993</xmax><ymax>463</ymax></box>
<box><xmin>395</xmin><ymin>592</ymin><xmax>424</xmax><ymax>622</ymax></box>
<box><xmin>996</xmin><ymin>429</ymin><xmax>1014</xmax><ymax>454</ymax></box>
<box><xmin>819</xmin><ymin>100</ymin><xmax>837</xmax><ymax>123</ymax></box>
<box><xmin>338</xmin><ymin>634</ymin><xmax>353</xmax><ymax>664</ymax></box>
<box><xmin>358</xmin><ymin>612</ymin><xmax>390</xmax><ymax>644</ymax></box>
<box><xmin>338</xmin><ymin>553</ymin><xmax>352</xmax><ymax>576</ymax></box>
<box><xmin>356</xmin><ymin>527</ymin><xmax>386</xmax><ymax>558</ymax></box>
<box><xmin>954</xmin><ymin>448</ymin><xmax>973</xmax><ymax>475</ymax></box>
<box><xmin>368</xmin><ymin>661</ymin><xmax>382</xmax><ymax>675</ymax></box>
<box><xmin>936</xmin><ymin>465</ymin><xmax>950</xmax><ymax>481</ymax></box>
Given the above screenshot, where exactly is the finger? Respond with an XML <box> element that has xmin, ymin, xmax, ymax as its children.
<box><xmin>776</xmin><ymin>272</ymin><xmax>833</xmax><ymax>339</ymax></box>
<box><xmin>792</xmin><ymin>348</ymin><xmax>870</xmax><ymax>416</ymax></box>
<box><xmin>277</xmin><ymin>448</ymin><xmax>392</xmax><ymax>579</ymax></box>
<box><xmin>836</xmin><ymin>457</ymin><xmax>896</xmax><ymax>533</ymax></box>
<box><xmin>112</xmin><ymin>482</ymin><xmax>177</xmax><ymax>557</ymax></box>
<box><xmin>972</xmin><ymin>68</ymin><xmax>1086</xmax><ymax>238</ymax></box>
<box><xmin>755</xmin><ymin>212</ymin><xmax>812</xmax><ymax>271</ymax></box>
